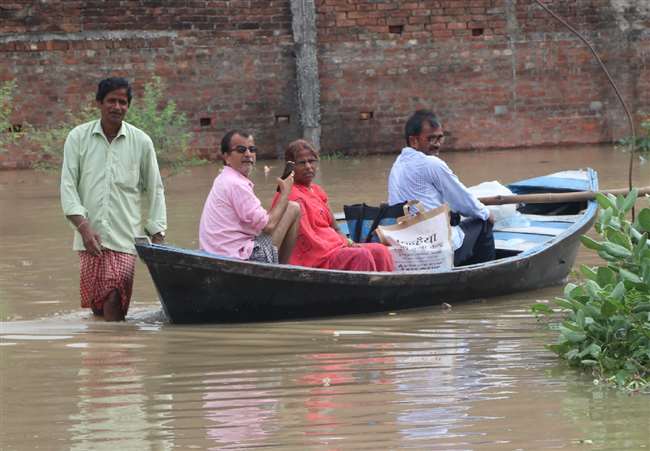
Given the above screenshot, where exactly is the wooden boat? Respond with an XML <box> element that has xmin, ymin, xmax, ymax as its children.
<box><xmin>136</xmin><ymin>169</ymin><xmax>598</xmax><ymax>323</ymax></box>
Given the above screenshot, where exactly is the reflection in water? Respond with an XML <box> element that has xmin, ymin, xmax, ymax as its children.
<box><xmin>69</xmin><ymin>341</ymin><xmax>153</xmax><ymax>450</ymax></box>
<box><xmin>2</xmin><ymin>303</ymin><xmax>650</xmax><ymax>449</ymax></box>
<box><xmin>202</xmin><ymin>371</ymin><xmax>277</xmax><ymax>448</ymax></box>
<box><xmin>394</xmin><ymin>336</ymin><xmax>468</xmax><ymax>442</ymax></box>
<box><xmin>1</xmin><ymin>146</ymin><xmax>649</xmax><ymax>449</ymax></box>
<box><xmin>298</xmin><ymin>346</ymin><xmax>397</xmax><ymax>447</ymax></box>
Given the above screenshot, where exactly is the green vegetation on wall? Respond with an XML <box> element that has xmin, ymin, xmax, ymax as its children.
<box><xmin>126</xmin><ymin>76</ymin><xmax>200</xmax><ymax>171</ymax></box>
<box><xmin>31</xmin><ymin>98</ymin><xmax>96</xmax><ymax>168</ymax></box>
<box><xmin>0</xmin><ymin>79</ymin><xmax>21</xmax><ymax>147</ymax></box>
<box><xmin>1</xmin><ymin>76</ymin><xmax>201</xmax><ymax>173</ymax></box>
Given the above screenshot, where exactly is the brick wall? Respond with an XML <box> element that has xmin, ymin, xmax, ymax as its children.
<box><xmin>0</xmin><ymin>0</ymin><xmax>299</xmax><ymax>168</ymax></box>
<box><xmin>1</xmin><ymin>0</ymin><xmax>648</xmax><ymax>168</ymax></box>
<box><xmin>316</xmin><ymin>0</ymin><xmax>649</xmax><ymax>153</ymax></box>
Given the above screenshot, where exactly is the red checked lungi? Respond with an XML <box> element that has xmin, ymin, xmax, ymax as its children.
<box><xmin>79</xmin><ymin>250</ymin><xmax>136</xmax><ymax>314</ymax></box>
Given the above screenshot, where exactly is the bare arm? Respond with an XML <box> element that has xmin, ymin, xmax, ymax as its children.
<box><xmin>329</xmin><ymin>209</ymin><xmax>344</xmax><ymax>235</ymax></box>
<box><xmin>262</xmin><ymin>174</ymin><xmax>294</xmax><ymax>235</ymax></box>
<box><xmin>329</xmin><ymin>205</ymin><xmax>356</xmax><ymax>246</ymax></box>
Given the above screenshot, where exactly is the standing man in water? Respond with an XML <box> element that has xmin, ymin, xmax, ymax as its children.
<box><xmin>388</xmin><ymin>109</ymin><xmax>495</xmax><ymax>266</ymax></box>
<box><xmin>60</xmin><ymin>77</ymin><xmax>167</xmax><ymax>321</ymax></box>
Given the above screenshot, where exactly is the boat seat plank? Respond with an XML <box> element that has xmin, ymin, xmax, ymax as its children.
<box><xmin>521</xmin><ymin>213</ymin><xmax>583</xmax><ymax>223</ymax></box>
<box><xmin>494</xmin><ymin>230</ymin><xmax>551</xmax><ymax>251</ymax></box>
<box><xmin>493</xmin><ymin>231</ymin><xmax>551</xmax><ymax>243</ymax></box>
<box><xmin>526</xmin><ymin>221</ymin><xmax>573</xmax><ymax>229</ymax></box>
<box><xmin>495</xmin><ymin>239</ymin><xmax>539</xmax><ymax>252</ymax></box>
<box><xmin>495</xmin><ymin>226</ymin><xmax>564</xmax><ymax>236</ymax></box>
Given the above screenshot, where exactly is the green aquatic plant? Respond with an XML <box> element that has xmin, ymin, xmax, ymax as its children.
<box><xmin>532</xmin><ymin>190</ymin><xmax>650</xmax><ymax>392</ymax></box>
<box><xmin>618</xmin><ymin>113</ymin><xmax>650</xmax><ymax>154</ymax></box>
<box><xmin>320</xmin><ymin>150</ymin><xmax>349</xmax><ymax>160</ymax></box>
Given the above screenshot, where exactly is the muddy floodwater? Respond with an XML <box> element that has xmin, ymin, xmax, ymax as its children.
<box><xmin>1</xmin><ymin>145</ymin><xmax>649</xmax><ymax>450</ymax></box>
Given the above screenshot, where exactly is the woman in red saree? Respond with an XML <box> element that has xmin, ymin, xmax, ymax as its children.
<box><xmin>272</xmin><ymin>140</ymin><xmax>394</xmax><ymax>272</ymax></box>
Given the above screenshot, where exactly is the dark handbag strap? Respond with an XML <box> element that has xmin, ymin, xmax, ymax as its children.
<box><xmin>364</xmin><ymin>203</ymin><xmax>390</xmax><ymax>243</ymax></box>
<box><xmin>353</xmin><ymin>204</ymin><xmax>365</xmax><ymax>243</ymax></box>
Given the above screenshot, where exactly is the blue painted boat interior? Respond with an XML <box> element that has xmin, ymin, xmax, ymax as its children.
<box><xmin>507</xmin><ymin>169</ymin><xmax>597</xmax><ymax>194</ymax></box>
<box><xmin>493</xmin><ymin>231</ymin><xmax>555</xmax><ymax>243</ymax></box>
<box><xmin>494</xmin><ymin>169</ymin><xmax>598</xmax><ymax>255</ymax></box>
<box><xmin>525</xmin><ymin>221</ymin><xmax>574</xmax><ymax>229</ymax></box>
<box><xmin>508</xmin><ymin>176</ymin><xmax>591</xmax><ymax>193</ymax></box>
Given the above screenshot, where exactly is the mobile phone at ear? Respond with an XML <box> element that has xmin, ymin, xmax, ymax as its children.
<box><xmin>281</xmin><ymin>161</ymin><xmax>295</xmax><ymax>179</ymax></box>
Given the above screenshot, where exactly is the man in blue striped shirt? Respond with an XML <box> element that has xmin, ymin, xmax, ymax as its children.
<box><xmin>388</xmin><ymin>110</ymin><xmax>495</xmax><ymax>266</ymax></box>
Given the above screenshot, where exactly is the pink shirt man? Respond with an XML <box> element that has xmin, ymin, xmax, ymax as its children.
<box><xmin>199</xmin><ymin>166</ymin><xmax>270</xmax><ymax>259</ymax></box>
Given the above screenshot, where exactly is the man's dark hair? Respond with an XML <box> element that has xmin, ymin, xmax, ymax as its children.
<box><xmin>221</xmin><ymin>130</ymin><xmax>251</xmax><ymax>154</ymax></box>
<box><xmin>96</xmin><ymin>77</ymin><xmax>132</xmax><ymax>104</ymax></box>
<box><xmin>404</xmin><ymin>109</ymin><xmax>440</xmax><ymax>146</ymax></box>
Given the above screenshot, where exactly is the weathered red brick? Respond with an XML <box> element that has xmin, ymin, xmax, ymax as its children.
<box><xmin>0</xmin><ymin>0</ymin><xmax>647</xmax><ymax>168</ymax></box>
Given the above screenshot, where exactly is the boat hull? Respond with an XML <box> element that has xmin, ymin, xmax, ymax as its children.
<box><xmin>136</xmin><ymin>168</ymin><xmax>598</xmax><ymax>323</ymax></box>
<box><xmin>136</xmin><ymin>215</ymin><xmax>592</xmax><ymax>323</ymax></box>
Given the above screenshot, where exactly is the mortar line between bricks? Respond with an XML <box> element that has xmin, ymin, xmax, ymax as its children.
<box><xmin>0</xmin><ymin>31</ymin><xmax>178</xmax><ymax>44</ymax></box>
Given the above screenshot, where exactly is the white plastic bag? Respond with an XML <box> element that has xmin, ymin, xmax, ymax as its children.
<box><xmin>467</xmin><ymin>181</ymin><xmax>516</xmax><ymax>222</ymax></box>
<box><xmin>467</xmin><ymin>181</ymin><xmax>530</xmax><ymax>228</ymax></box>
<box><xmin>376</xmin><ymin>203</ymin><xmax>453</xmax><ymax>272</ymax></box>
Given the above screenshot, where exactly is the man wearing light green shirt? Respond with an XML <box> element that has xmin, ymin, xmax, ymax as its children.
<box><xmin>60</xmin><ymin>77</ymin><xmax>167</xmax><ymax>321</ymax></box>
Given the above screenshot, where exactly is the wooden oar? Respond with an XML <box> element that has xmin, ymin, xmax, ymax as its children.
<box><xmin>478</xmin><ymin>186</ymin><xmax>650</xmax><ymax>206</ymax></box>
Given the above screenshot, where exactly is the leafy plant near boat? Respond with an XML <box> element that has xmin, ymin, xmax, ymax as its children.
<box><xmin>532</xmin><ymin>189</ymin><xmax>650</xmax><ymax>392</ymax></box>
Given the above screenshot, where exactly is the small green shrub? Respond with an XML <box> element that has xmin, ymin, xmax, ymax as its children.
<box><xmin>0</xmin><ymin>79</ymin><xmax>20</xmax><ymax>148</ymax></box>
<box><xmin>320</xmin><ymin>150</ymin><xmax>348</xmax><ymax>160</ymax></box>
<box><xmin>618</xmin><ymin>113</ymin><xmax>650</xmax><ymax>154</ymax></box>
<box><xmin>21</xmin><ymin>75</ymin><xmax>201</xmax><ymax>173</ymax></box>
<box><xmin>31</xmin><ymin>98</ymin><xmax>96</xmax><ymax>168</ymax></box>
<box><xmin>126</xmin><ymin>76</ymin><xmax>198</xmax><ymax>172</ymax></box>
<box><xmin>532</xmin><ymin>190</ymin><xmax>650</xmax><ymax>392</ymax></box>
